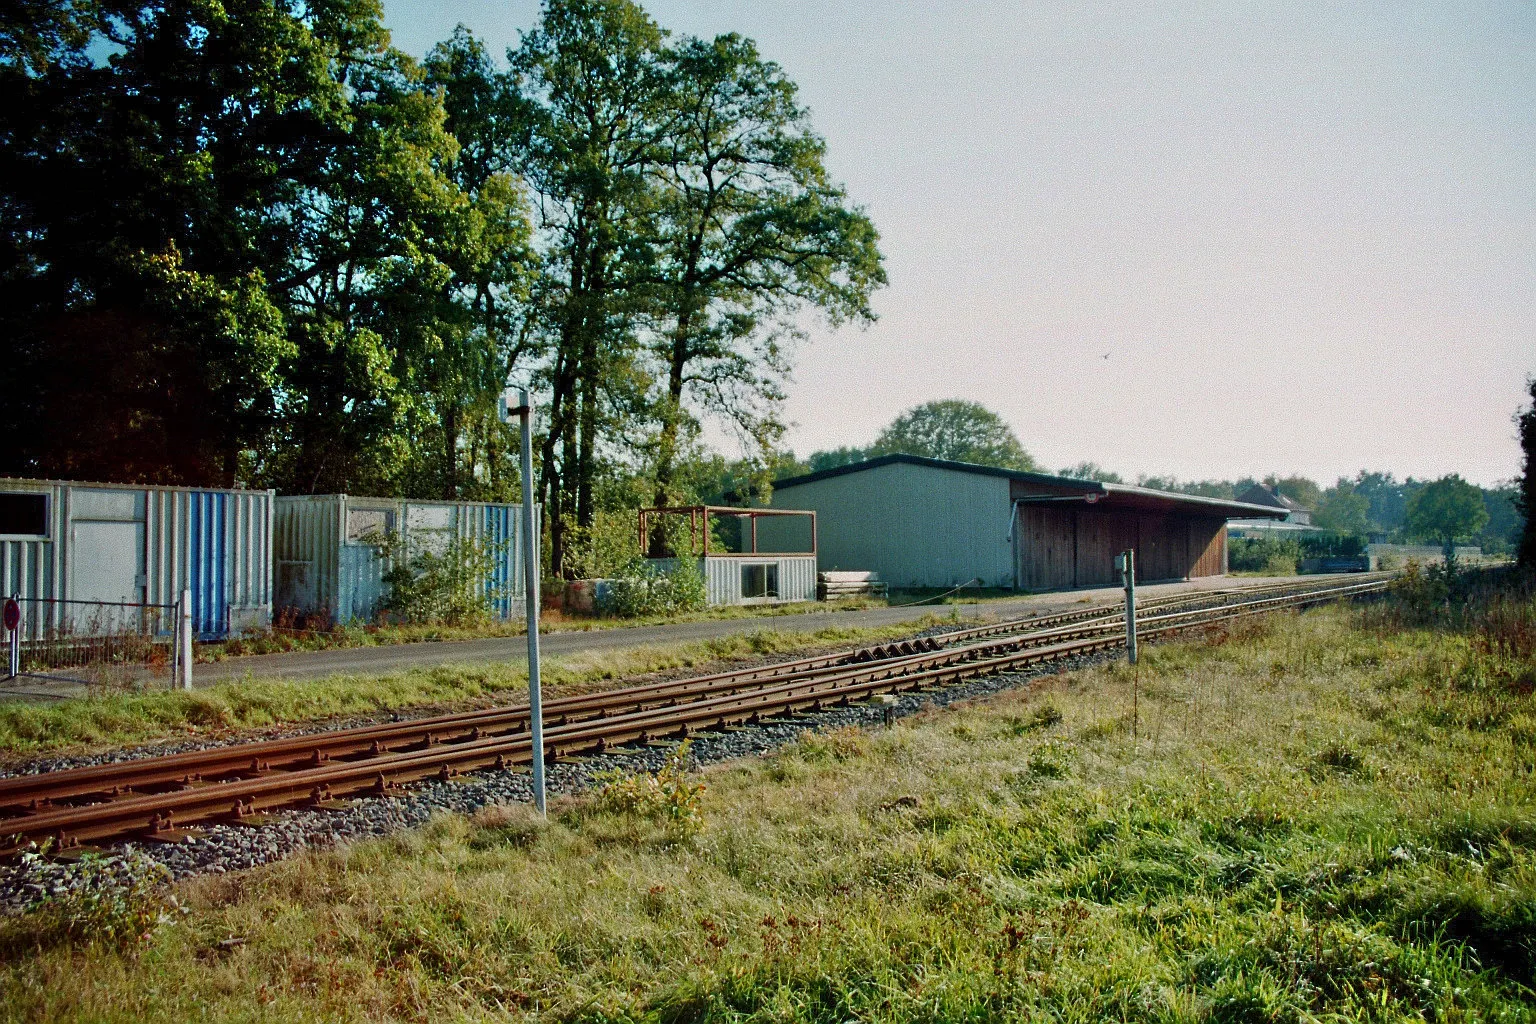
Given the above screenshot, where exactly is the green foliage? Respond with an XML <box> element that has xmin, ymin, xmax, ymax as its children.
<box><xmin>1407</xmin><ymin>474</ymin><xmax>1491</xmax><ymax>554</ymax></box>
<box><xmin>599</xmin><ymin>555</ymin><xmax>707</xmax><ymax>617</ymax></box>
<box><xmin>591</xmin><ymin>740</ymin><xmax>706</xmax><ymax>835</ymax></box>
<box><xmin>561</xmin><ymin>508</ymin><xmax>645</xmax><ymax>579</ymax></box>
<box><xmin>1313</xmin><ymin>479</ymin><xmax>1372</xmax><ymax>534</ymax></box>
<box><xmin>807</xmin><ymin>446</ymin><xmax>870</xmax><ymax>472</ymax></box>
<box><xmin>1229</xmin><ymin>533</ymin><xmax>1364</xmax><ymax>572</ymax></box>
<box><xmin>1479</xmin><ymin>484</ymin><xmax>1523</xmax><ymax>556</ymax></box>
<box><xmin>1265</xmin><ymin>473</ymin><xmax>1323</xmax><ymax>510</ymax></box>
<box><xmin>870</xmin><ymin>399</ymin><xmax>1036</xmax><ymax>470</ymax></box>
<box><xmin>1136</xmin><ymin>475</ymin><xmax>1252</xmax><ymax>499</ymax></box>
<box><xmin>1520</xmin><ymin>378</ymin><xmax>1536</xmax><ymax>569</ymax></box>
<box><xmin>645</xmin><ymin>30</ymin><xmax>885</xmax><ymax>511</ymax></box>
<box><xmin>1057</xmin><ymin>461</ymin><xmax>1123</xmax><ymax>483</ymax></box>
<box><xmin>3</xmin><ymin>848</ymin><xmax>179</xmax><ymax>952</ymax></box>
<box><xmin>376</xmin><ymin>533</ymin><xmax>504</xmax><ymax>625</ymax></box>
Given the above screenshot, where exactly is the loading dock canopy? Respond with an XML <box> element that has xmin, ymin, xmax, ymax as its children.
<box><xmin>1016</xmin><ymin>481</ymin><xmax>1291</xmax><ymax>519</ymax></box>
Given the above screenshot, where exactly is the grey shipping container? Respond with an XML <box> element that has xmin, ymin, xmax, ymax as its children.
<box><xmin>0</xmin><ymin>477</ymin><xmax>274</xmax><ymax>638</ymax></box>
<box><xmin>273</xmin><ymin>495</ymin><xmax>536</xmax><ymax>624</ymax></box>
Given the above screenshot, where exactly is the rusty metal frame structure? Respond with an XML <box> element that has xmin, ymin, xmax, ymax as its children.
<box><xmin>637</xmin><ymin>505</ymin><xmax>817</xmax><ymax>559</ymax></box>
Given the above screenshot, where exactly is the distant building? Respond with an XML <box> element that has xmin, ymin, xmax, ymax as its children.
<box><xmin>764</xmin><ymin>454</ymin><xmax>1285</xmax><ymax>591</ymax></box>
<box><xmin>1235</xmin><ymin>484</ymin><xmax>1312</xmax><ymax>525</ymax></box>
<box><xmin>1228</xmin><ymin>484</ymin><xmax>1315</xmax><ymax>537</ymax></box>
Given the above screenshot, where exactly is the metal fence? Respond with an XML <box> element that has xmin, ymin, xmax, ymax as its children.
<box><xmin>3</xmin><ymin>594</ymin><xmax>192</xmax><ymax>696</ymax></box>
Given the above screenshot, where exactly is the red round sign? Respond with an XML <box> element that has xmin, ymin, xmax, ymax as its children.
<box><xmin>2</xmin><ymin>599</ymin><xmax>18</xmax><ymax>633</ymax></box>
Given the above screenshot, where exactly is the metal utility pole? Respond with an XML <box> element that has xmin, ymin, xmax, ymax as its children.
<box><xmin>1116</xmin><ymin>549</ymin><xmax>1138</xmax><ymax>664</ymax></box>
<box><xmin>504</xmin><ymin>387</ymin><xmax>546</xmax><ymax>814</ymax></box>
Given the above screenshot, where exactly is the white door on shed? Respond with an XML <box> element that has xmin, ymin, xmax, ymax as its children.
<box><xmin>70</xmin><ymin>520</ymin><xmax>145</xmax><ymax>604</ymax></box>
<box><xmin>69</xmin><ymin>519</ymin><xmax>146</xmax><ymax>632</ymax></box>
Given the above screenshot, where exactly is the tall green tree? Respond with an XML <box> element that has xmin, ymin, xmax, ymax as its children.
<box><xmin>644</xmin><ymin>32</ymin><xmax>884</xmax><ymax>509</ymax></box>
<box><xmin>0</xmin><ymin>0</ymin><xmax>346</xmax><ymax>483</ymax></box>
<box><xmin>870</xmin><ymin>400</ymin><xmax>1036</xmax><ymax>470</ymax></box>
<box><xmin>1518</xmin><ymin>377</ymin><xmax>1536</xmax><ymax>569</ymax></box>
<box><xmin>261</xmin><ymin>32</ymin><xmax>471</xmax><ymax>495</ymax></box>
<box><xmin>510</xmin><ymin>0</ymin><xmax>667</xmax><ymax>575</ymax></box>
<box><xmin>1313</xmin><ymin>480</ymin><xmax>1372</xmax><ymax>535</ymax></box>
<box><xmin>416</xmin><ymin>27</ymin><xmax>538</xmax><ymax>500</ymax></box>
<box><xmin>1405</xmin><ymin>474</ymin><xmax>1490</xmax><ymax>558</ymax></box>
<box><xmin>0</xmin><ymin>0</ymin><xmax>471</xmax><ymax>493</ymax></box>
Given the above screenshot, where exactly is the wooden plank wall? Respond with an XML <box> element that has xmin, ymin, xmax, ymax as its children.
<box><xmin>1189</xmin><ymin>519</ymin><xmax>1226</xmax><ymax>577</ymax></box>
<box><xmin>1018</xmin><ymin>507</ymin><xmax>1075</xmax><ymax>591</ymax></box>
<box><xmin>1015</xmin><ymin>509</ymin><xmax>1229</xmax><ymax>590</ymax></box>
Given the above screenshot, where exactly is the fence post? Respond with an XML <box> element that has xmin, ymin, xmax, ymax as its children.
<box><xmin>179</xmin><ymin>589</ymin><xmax>194</xmax><ymax>690</ymax></box>
<box><xmin>5</xmin><ymin>595</ymin><xmax>18</xmax><ymax>680</ymax></box>
<box><xmin>1116</xmin><ymin>550</ymin><xmax>1138</xmax><ymax>665</ymax></box>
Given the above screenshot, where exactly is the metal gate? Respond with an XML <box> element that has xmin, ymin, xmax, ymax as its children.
<box><xmin>2</xmin><ymin>595</ymin><xmax>185</xmax><ymax>697</ymax></box>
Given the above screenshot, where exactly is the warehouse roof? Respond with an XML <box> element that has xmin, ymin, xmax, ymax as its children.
<box><xmin>770</xmin><ymin>454</ymin><xmax>1287</xmax><ymax>519</ymax></box>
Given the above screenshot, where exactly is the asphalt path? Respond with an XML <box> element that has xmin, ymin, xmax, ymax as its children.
<box><xmin>187</xmin><ymin>575</ymin><xmax>1277</xmax><ymax>685</ymax></box>
<box><xmin>0</xmin><ymin>575</ymin><xmax>1306</xmax><ymax>700</ymax></box>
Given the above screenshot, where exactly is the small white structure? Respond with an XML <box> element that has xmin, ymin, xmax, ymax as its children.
<box><xmin>274</xmin><ymin>494</ymin><xmax>535</xmax><ymax>624</ymax></box>
<box><xmin>639</xmin><ymin>505</ymin><xmax>817</xmax><ymax>606</ymax></box>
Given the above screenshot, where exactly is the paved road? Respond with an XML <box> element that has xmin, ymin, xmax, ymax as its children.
<box><xmin>0</xmin><ymin>575</ymin><xmax>1299</xmax><ymax>700</ymax></box>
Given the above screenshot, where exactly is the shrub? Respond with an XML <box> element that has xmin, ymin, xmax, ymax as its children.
<box><xmin>375</xmin><ymin>533</ymin><xmax>504</xmax><ymax>625</ymax></box>
<box><xmin>3</xmin><ymin>848</ymin><xmax>179</xmax><ymax>952</ymax></box>
<box><xmin>1262</xmin><ymin>554</ymin><xmax>1298</xmax><ymax>576</ymax></box>
<box><xmin>599</xmin><ymin>555</ymin><xmax>706</xmax><ymax>618</ymax></box>
<box><xmin>591</xmin><ymin>741</ymin><xmax>706</xmax><ymax>835</ymax></box>
<box><xmin>1028</xmin><ymin>740</ymin><xmax>1074</xmax><ymax>779</ymax></box>
<box><xmin>1230</xmin><ymin>533</ymin><xmax>1365</xmax><ymax>572</ymax></box>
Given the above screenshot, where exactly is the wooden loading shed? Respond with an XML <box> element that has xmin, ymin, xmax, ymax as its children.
<box><xmin>765</xmin><ymin>455</ymin><xmax>1287</xmax><ymax>591</ymax></box>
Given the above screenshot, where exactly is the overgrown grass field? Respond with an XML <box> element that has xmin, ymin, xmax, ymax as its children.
<box><xmin>2</xmin><ymin>579</ymin><xmax>1534</xmax><ymax>1022</ymax></box>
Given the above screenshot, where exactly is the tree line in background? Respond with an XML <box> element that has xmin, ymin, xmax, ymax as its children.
<box><xmin>800</xmin><ymin>397</ymin><xmax>1532</xmax><ymax>559</ymax></box>
<box><xmin>0</xmin><ymin>0</ymin><xmax>884</xmax><ymax>577</ymax></box>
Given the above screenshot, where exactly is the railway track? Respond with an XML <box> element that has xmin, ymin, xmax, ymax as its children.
<box><xmin>0</xmin><ymin>575</ymin><xmax>1391</xmax><ymax>854</ymax></box>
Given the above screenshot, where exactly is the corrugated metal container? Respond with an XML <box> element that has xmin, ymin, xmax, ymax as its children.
<box><xmin>273</xmin><ymin>495</ymin><xmax>534</xmax><ymax>624</ymax></box>
<box><xmin>0</xmin><ymin>477</ymin><xmax>273</xmax><ymax>638</ymax></box>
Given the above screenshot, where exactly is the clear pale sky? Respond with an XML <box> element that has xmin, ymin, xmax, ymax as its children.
<box><xmin>387</xmin><ymin>1</ymin><xmax>1535</xmax><ymax>487</ymax></box>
